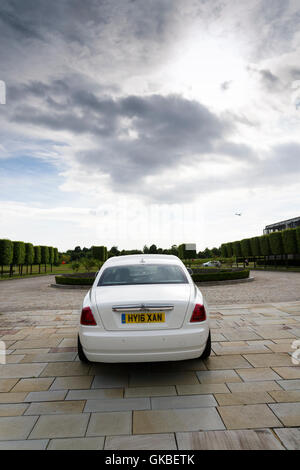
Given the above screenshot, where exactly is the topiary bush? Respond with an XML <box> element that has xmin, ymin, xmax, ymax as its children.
<box><xmin>192</xmin><ymin>269</ymin><xmax>250</xmax><ymax>283</ymax></box>
<box><xmin>55</xmin><ymin>275</ymin><xmax>94</xmax><ymax>286</ymax></box>
<box><xmin>282</xmin><ymin>228</ymin><xmax>298</xmax><ymax>255</ymax></box>
<box><xmin>0</xmin><ymin>239</ymin><xmax>13</xmax><ymax>275</ymax></box>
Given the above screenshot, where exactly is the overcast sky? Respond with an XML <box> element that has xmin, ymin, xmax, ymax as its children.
<box><xmin>0</xmin><ymin>0</ymin><xmax>300</xmax><ymax>252</ymax></box>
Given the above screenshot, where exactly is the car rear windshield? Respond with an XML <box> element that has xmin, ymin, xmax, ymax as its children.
<box><xmin>98</xmin><ymin>264</ymin><xmax>188</xmax><ymax>286</ymax></box>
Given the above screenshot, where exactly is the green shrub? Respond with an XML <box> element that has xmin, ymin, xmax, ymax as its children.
<box><xmin>0</xmin><ymin>239</ymin><xmax>13</xmax><ymax>266</ymax></box>
<box><xmin>296</xmin><ymin>227</ymin><xmax>300</xmax><ymax>254</ymax></box>
<box><xmin>232</xmin><ymin>241</ymin><xmax>242</xmax><ymax>257</ymax></box>
<box><xmin>226</xmin><ymin>242</ymin><xmax>233</xmax><ymax>257</ymax></box>
<box><xmin>81</xmin><ymin>258</ymin><xmax>96</xmax><ymax>272</ymax></box>
<box><xmin>34</xmin><ymin>246</ymin><xmax>41</xmax><ymax>265</ymax></box>
<box><xmin>259</xmin><ymin>235</ymin><xmax>271</xmax><ymax>256</ymax></box>
<box><xmin>240</xmin><ymin>238</ymin><xmax>252</xmax><ymax>258</ymax></box>
<box><xmin>71</xmin><ymin>262</ymin><xmax>81</xmax><ymax>273</ymax></box>
<box><xmin>12</xmin><ymin>241</ymin><xmax>25</xmax><ymax>265</ymax></box>
<box><xmin>92</xmin><ymin>246</ymin><xmax>108</xmax><ymax>262</ymax></box>
<box><xmin>48</xmin><ymin>247</ymin><xmax>54</xmax><ymax>265</ymax></box>
<box><xmin>192</xmin><ymin>269</ymin><xmax>249</xmax><ymax>282</ymax></box>
<box><xmin>282</xmin><ymin>229</ymin><xmax>298</xmax><ymax>254</ymax></box>
<box><xmin>40</xmin><ymin>246</ymin><xmax>49</xmax><ymax>264</ymax></box>
<box><xmin>220</xmin><ymin>244</ymin><xmax>228</xmax><ymax>258</ymax></box>
<box><xmin>55</xmin><ymin>275</ymin><xmax>94</xmax><ymax>286</ymax></box>
<box><xmin>53</xmin><ymin>248</ymin><xmax>59</xmax><ymax>265</ymax></box>
<box><xmin>250</xmin><ymin>237</ymin><xmax>261</xmax><ymax>257</ymax></box>
<box><xmin>25</xmin><ymin>243</ymin><xmax>34</xmax><ymax>265</ymax></box>
<box><xmin>269</xmin><ymin>231</ymin><xmax>284</xmax><ymax>255</ymax></box>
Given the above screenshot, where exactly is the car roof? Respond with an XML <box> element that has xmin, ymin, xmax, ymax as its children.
<box><xmin>103</xmin><ymin>254</ymin><xmax>182</xmax><ymax>266</ymax></box>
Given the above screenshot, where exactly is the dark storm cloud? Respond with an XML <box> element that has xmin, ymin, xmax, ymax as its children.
<box><xmin>9</xmin><ymin>77</ymin><xmax>257</xmax><ymax>196</ymax></box>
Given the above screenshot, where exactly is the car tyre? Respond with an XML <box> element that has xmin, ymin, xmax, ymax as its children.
<box><xmin>77</xmin><ymin>335</ymin><xmax>90</xmax><ymax>363</ymax></box>
<box><xmin>200</xmin><ymin>331</ymin><xmax>211</xmax><ymax>359</ymax></box>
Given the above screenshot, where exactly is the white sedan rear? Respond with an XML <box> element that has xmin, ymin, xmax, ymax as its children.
<box><xmin>78</xmin><ymin>254</ymin><xmax>210</xmax><ymax>363</ymax></box>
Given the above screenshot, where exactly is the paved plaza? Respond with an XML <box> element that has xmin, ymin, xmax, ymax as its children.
<box><xmin>0</xmin><ymin>271</ymin><xmax>300</xmax><ymax>449</ymax></box>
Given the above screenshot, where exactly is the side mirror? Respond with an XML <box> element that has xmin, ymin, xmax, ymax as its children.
<box><xmin>187</xmin><ymin>267</ymin><xmax>193</xmax><ymax>275</ymax></box>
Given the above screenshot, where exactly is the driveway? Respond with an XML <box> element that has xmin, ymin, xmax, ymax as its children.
<box><xmin>0</xmin><ymin>272</ymin><xmax>300</xmax><ymax>449</ymax></box>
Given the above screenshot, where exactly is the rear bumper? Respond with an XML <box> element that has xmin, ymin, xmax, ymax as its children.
<box><xmin>79</xmin><ymin>324</ymin><xmax>209</xmax><ymax>363</ymax></box>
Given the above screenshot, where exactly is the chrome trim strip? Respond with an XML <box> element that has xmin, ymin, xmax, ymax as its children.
<box><xmin>112</xmin><ymin>304</ymin><xmax>174</xmax><ymax>312</ymax></box>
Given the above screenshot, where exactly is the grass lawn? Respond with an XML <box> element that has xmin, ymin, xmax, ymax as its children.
<box><xmin>0</xmin><ymin>263</ymin><xmax>81</xmax><ymax>280</ymax></box>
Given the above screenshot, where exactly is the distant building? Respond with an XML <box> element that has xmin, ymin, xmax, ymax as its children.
<box><xmin>264</xmin><ymin>216</ymin><xmax>300</xmax><ymax>234</ymax></box>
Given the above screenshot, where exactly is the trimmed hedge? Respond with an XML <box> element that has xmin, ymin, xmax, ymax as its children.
<box><xmin>192</xmin><ymin>269</ymin><xmax>250</xmax><ymax>283</ymax></box>
<box><xmin>12</xmin><ymin>241</ymin><xmax>25</xmax><ymax>265</ymax></box>
<box><xmin>259</xmin><ymin>235</ymin><xmax>271</xmax><ymax>256</ymax></box>
<box><xmin>250</xmin><ymin>237</ymin><xmax>261</xmax><ymax>257</ymax></box>
<box><xmin>25</xmin><ymin>243</ymin><xmax>34</xmax><ymax>265</ymax></box>
<box><xmin>0</xmin><ymin>239</ymin><xmax>13</xmax><ymax>266</ymax></box>
<box><xmin>268</xmin><ymin>231</ymin><xmax>284</xmax><ymax>255</ymax></box>
<box><xmin>41</xmin><ymin>246</ymin><xmax>49</xmax><ymax>265</ymax></box>
<box><xmin>92</xmin><ymin>246</ymin><xmax>108</xmax><ymax>262</ymax></box>
<box><xmin>282</xmin><ymin>228</ymin><xmax>298</xmax><ymax>255</ymax></box>
<box><xmin>240</xmin><ymin>238</ymin><xmax>252</xmax><ymax>258</ymax></box>
<box><xmin>232</xmin><ymin>241</ymin><xmax>242</xmax><ymax>257</ymax></box>
<box><xmin>34</xmin><ymin>246</ymin><xmax>41</xmax><ymax>265</ymax></box>
<box><xmin>55</xmin><ymin>275</ymin><xmax>94</xmax><ymax>286</ymax></box>
<box><xmin>55</xmin><ymin>269</ymin><xmax>250</xmax><ymax>286</ymax></box>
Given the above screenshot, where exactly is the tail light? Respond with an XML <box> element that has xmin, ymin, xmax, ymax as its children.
<box><xmin>80</xmin><ymin>306</ymin><xmax>97</xmax><ymax>325</ymax></box>
<box><xmin>190</xmin><ymin>304</ymin><xmax>206</xmax><ymax>322</ymax></box>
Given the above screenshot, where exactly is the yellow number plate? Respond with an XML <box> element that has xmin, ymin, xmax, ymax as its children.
<box><xmin>121</xmin><ymin>312</ymin><xmax>165</xmax><ymax>324</ymax></box>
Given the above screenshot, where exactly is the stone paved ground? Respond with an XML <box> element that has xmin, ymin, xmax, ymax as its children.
<box><xmin>0</xmin><ymin>273</ymin><xmax>300</xmax><ymax>449</ymax></box>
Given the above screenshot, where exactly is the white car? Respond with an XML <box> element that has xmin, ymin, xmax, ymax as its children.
<box><xmin>78</xmin><ymin>254</ymin><xmax>211</xmax><ymax>363</ymax></box>
<box><xmin>202</xmin><ymin>260</ymin><xmax>221</xmax><ymax>267</ymax></box>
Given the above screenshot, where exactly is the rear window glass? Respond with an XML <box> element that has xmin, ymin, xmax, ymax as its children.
<box><xmin>98</xmin><ymin>264</ymin><xmax>188</xmax><ymax>286</ymax></box>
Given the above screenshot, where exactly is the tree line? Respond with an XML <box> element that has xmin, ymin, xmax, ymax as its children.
<box><xmin>220</xmin><ymin>227</ymin><xmax>300</xmax><ymax>267</ymax></box>
<box><xmin>0</xmin><ymin>239</ymin><xmax>59</xmax><ymax>276</ymax></box>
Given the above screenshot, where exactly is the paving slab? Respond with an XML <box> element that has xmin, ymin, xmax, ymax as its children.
<box><xmin>196</xmin><ymin>370</ymin><xmax>241</xmax><ymax>384</ymax></box>
<box><xmin>86</xmin><ymin>412</ymin><xmax>132</xmax><ymax>436</ymax></box>
<box><xmin>25</xmin><ymin>400</ymin><xmax>85</xmax><ymax>415</ymax></box>
<box><xmin>84</xmin><ymin>397</ymin><xmax>150</xmax><ymax>413</ymax></box>
<box><xmin>269</xmin><ymin>402</ymin><xmax>300</xmax><ymax>426</ymax></box>
<box><xmin>176</xmin><ymin>429</ymin><xmax>284</xmax><ymax>450</ymax></box>
<box><xmin>29</xmin><ymin>413</ymin><xmax>90</xmax><ymax>439</ymax></box>
<box><xmin>151</xmin><ymin>394</ymin><xmax>217</xmax><ymax>409</ymax></box>
<box><xmin>214</xmin><ymin>391</ymin><xmax>274</xmax><ymax>405</ymax></box>
<box><xmin>105</xmin><ymin>433</ymin><xmax>177</xmax><ymax>450</ymax></box>
<box><xmin>0</xmin><ymin>439</ymin><xmax>49</xmax><ymax>450</ymax></box>
<box><xmin>217</xmin><ymin>404</ymin><xmax>282</xmax><ymax>429</ymax></box>
<box><xmin>12</xmin><ymin>378</ymin><xmax>54</xmax><ymax>392</ymax></box>
<box><xmin>125</xmin><ymin>386</ymin><xmax>177</xmax><ymax>398</ymax></box>
<box><xmin>0</xmin><ymin>416</ymin><xmax>38</xmax><ymax>440</ymax></box>
<box><xmin>47</xmin><ymin>437</ymin><xmax>104</xmax><ymax>450</ymax></box>
<box><xmin>133</xmin><ymin>408</ymin><xmax>225</xmax><ymax>434</ymax></box>
<box><xmin>274</xmin><ymin>427</ymin><xmax>300</xmax><ymax>450</ymax></box>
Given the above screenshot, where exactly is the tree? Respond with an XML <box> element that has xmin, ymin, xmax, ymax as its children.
<box><xmin>40</xmin><ymin>246</ymin><xmax>49</xmax><ymax>273</ymax></box>
<box><xmin>34</xmin><ymin>246</ymin><xmax>42</xmax><ymax>273</ymax></box>
<box><xmin>143</xmin><ymin>245</ymin><xmax>149</xmax><ymax>254</ymax></box>
<box><xmin>81</xmin><ymin>258</ymin><xmax>96</xmax><ymax>272</ymax></box>
<box><xmin>232</xmin><ymin>241</ymin><xmax>242</xmax><ymax>262</ymax></box>
<box><xmin>282</xmin><ymin>229</ymin><xmax>298</xmax><ymax>267</ymax></box>
<box><xmin>220</xmin><ymin>244</ymin><xmax>228</xmax><ymax>258</ymax></box>
<box><xmin>0</xmin><ymin>239</ymin><xmax>13</xmax><ymax>276</ymax></box>
<box><xmin>149</xmin><ymin>244</ymin><xmax>157</xmax><ymax>254</ymax></box>
<box><xmin>240</xmin><ymin>238</ymin><xmax>252</xmax><ymax>259</ymax></box>
<box><xmin>109</xmin><ymin>246</ymin><xmax>119</xmax><ymax>257</ymax></box>
<box><xmin>48</xmin><ymin>247</ymin><xmax>54</xmax><ymax>272</ymax></box>
<box><xmin>25</xmin><ymin>243</ymin><xmax>34</xmax><ymax>274</ymax></box>
<box><xmin>12</xmin><ymin>241</ymin><xmax>25</xmax><ymax>275</ymax></box>
<box><xmin>53</xmin><ymin>248</ymin><xmax>59</xmax><ymax>266</ymax></box>
<box><xmin>92</xmin><ymin>246</ymin><xmax>107</xmax><ymax>263</ymax></box>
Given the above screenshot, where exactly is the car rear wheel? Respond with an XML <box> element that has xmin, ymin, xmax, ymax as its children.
<box><xmin>200</xmin><ymin>331</ymin><xmax>211</xmax><ymax>359</ymax></box>
<box><xmin>77</xmin><ymin>335</ymin><xmax>90</xmax><ymax>363</ymax></box>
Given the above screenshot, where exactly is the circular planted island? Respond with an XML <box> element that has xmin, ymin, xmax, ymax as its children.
<box><xmin>53</xmin><ymin>268</ymin><xmax>252</xmax><ymax>288</ymax></box>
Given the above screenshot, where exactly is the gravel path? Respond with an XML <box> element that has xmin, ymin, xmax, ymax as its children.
<box><xmin>1</xmin><ymin>270</ymin><xmax>300</xmax><ymax>312</ymax></box>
